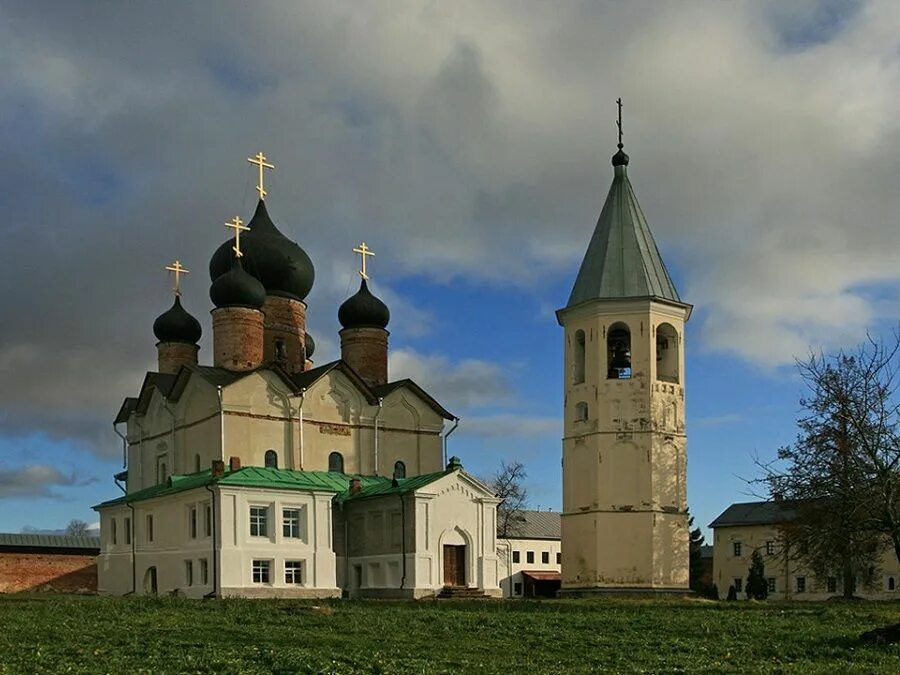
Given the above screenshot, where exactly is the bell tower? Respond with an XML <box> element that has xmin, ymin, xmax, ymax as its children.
<box><xmin>557</xmin><ymin>102</ymin><xmax>691</xmax><ymax>594</ymax></box>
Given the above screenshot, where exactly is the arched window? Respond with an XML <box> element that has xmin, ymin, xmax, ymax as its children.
<box><xmin>607</xmin><ymin>323</ymin><xmax>631</xmax><ymax>379</ymax></box>
<box><xmin>394</xmin><ymin>461</ymin><xmax>406</xmax><ymax>479</ymax></box>
<box><xmin>264</xmin><ymin>450</ymin><xmax>278</xmax><ymax>469</ymax></box>
<box><xmin>328</xmin><ymin>451</ymin><xmax>344</xmax><ymax>473</ymax></box>
<box><xmin>573</xmin><ymin>330</ymin><xmax>586</xmax><ymax>384</ymax></box>
<box><xmin>194</xmin><ymin>454</ymin><xmax>201</xmax><ymax>473</ymax></box>
<box><xmin>656</xmin><ymin>323</ymin><xmax>679</xmax><ymax>383</ymax></box>
<box><xmin>575</xmin><ymin>402</ymin><xmax>588</xmax><ymax>422</ymax></box>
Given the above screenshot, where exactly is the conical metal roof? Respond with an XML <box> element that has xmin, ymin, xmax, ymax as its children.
<box><xmin>566</xmin><ymin>158</ymin><xmax>681</xmax><ymax>309</ymax></box>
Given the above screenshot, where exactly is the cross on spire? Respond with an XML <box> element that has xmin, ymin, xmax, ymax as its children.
<box><xmin>353</xmin><ymin>242</ymin><xmax>375</xmax><ymax>280</ymax></box>
<box><xmin>165</xmin><ymin>260</ymin><xmax>190</xmax><ymax>296</ymax></box>
<box><xmin>616</xmin><ymin>97</ymin><xmax>624</xmax><ymax>149</ymax></box>
<box><xmin>247</xmin><ymin>151</ymin><xmax>275</xmax><ymax>200</ymax></box>
<box><xmin>225</xmin><ymin>216</ymin><xmax>250</xmax><ymax>258</ymax></box>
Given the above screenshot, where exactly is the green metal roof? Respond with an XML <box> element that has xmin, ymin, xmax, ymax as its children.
<box><xmin>94</xmin><ymin>466</ymin><xmax>455</xmax><ymax>509</ymax></box>
<box><xmin>566</xmin><ymin>161</ymin><xmax>681</xmax><ymax>309</ymax></box>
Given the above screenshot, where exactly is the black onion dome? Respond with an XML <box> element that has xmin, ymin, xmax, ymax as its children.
<box><xmin>304</xmin><ymin>331</ymin><xmax>316</xmax><ymax>359</ymax></box>
<box><xmin>153</xmin><ymin>296</ymin><xmax>202</xmax><ymax>344</ymax></box>
<box><xmin>210</xmin><ymin>258</ymin><xmax>266</xmax><ymax>309</ymax></box>
<box><xmin>209</xmin><ymin>200</ymin><xmax>315</xmax><ymax>301</ymax></box>
<box><xmin>612</xmin><ymin>143</ymin><xmax>630</xmax><ymax>167</ymax></box>
<box><xmin>338</xmin><ymin>279</ymin><xmax>390</xmax><ymax>329</ymax></box>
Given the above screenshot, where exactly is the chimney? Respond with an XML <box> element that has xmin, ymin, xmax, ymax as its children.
<box><xmin>229</xmin><ymin>456</ymin><xmax>242</xmax><ymax>472</ymax></box>
<box><xmin>211</xmin><ymin>460</ymin><xmax>225</xmax><ymax>478</ymax></box>
<box><xmin>350</xmin><ymin>477</ymin><xmax>362</xmax><ymax>495</ymax></box>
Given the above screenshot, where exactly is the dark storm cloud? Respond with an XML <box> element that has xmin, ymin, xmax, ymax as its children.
<box><xmin>1</xmin><ymin>0</ymin><xmax>900</xmax><ymax>459</ymax></box>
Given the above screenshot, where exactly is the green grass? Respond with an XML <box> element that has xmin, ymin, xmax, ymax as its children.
<box><xmin>1</xmin><ymin>596</ymin><xmax>899</xmax><ymax>673</ymax></box>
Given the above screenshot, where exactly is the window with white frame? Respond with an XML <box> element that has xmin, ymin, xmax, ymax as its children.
<box><xmin>556</xmin><ymin>552</ymin><xmax>561</xmax><ymax>565</ymax></box>
<box><xmin>283</xmin><ymin>508</ymin><xmax>301</xmax><ymax>539</ymax></box>
<box><xmin>189</xmin><ymin>506</ymin><xmax>198</xmax><ymax>539</ymax></box>
<box><xmin>796</xmin><ymin>576</ymin><xmax>806</xmax><ymax>593</ymax></box>
<box><xmin>250</xmin><ymin>506</ymin><xmax>268</xmax><ymax>537</ymax></box>
<box><xmin>184</xmin><ymin>560</ymin><xmax>193</xmax><ymax>586</ymax></box>
<box><xmin>542</xmin><ymin>551</ymin><xmax>549</xmax><ymax>564</ymax></box>
<box><xmin>512</xmin><ymin>551</ymin><xmax>520</xmax><ymax>564</ymax></box>
<box><xmin>285</xmin><ymin>561</ymin><xmax>303</xmax><ymax>585</ymax></box>
<box><xmin>765</xmin><ymin>541</ymin><xmax>775</xmax><ymax>555</ymax></box>
<box><xmin>111</xmin><ymin>518</ymin><xmax>117</xmax><ymax>546</ymax></box>
<box><xmin>124</xmin><ymin>517</ymin><xmax>132</xmax><ymax>545</ymax></box>
<box><xmin>204</xmin><ymin>503</ymin><xmax>212</xmax><ymax>538</ymax></box>
<box><xmin>252</xmin><ymin>559</ymin><xmax>271</xmax><ymax>584</ymax></box>
<box><xmin>767</xmin><ymin>577</ymin><xmax>776</xmax><ymax>593</ymax></box>
<box><xmin>199</xmin><ymin>559</ymin><xmax>209</xmax><ymax>586</ymax></box>
<box><xmin>146</xmin><ymin>515</ymin><xmax>154</xmax><ymax>543</ymax></box>
<box><xmin>733</xmin><ymin>542</ymin><xmax>742</xmax><ymax>557</ymax></box>
<box><xmin>526</xmin><ymin>551</ymin><xmax>534</xmax><ymax>564</ymax></box>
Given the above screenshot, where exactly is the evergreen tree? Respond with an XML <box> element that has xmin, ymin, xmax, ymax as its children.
<box><xmin>745</xmin><ymin>549</ymin><xmax>768</xmax><ymax>600</ymax></box>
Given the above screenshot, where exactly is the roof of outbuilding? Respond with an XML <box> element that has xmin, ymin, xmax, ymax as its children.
<box><xmin>0</xmin><ymin>533</ymin><xmax>100</xmax><ymax>551</ymax></box>
<box><xmin>563</xmin><ymin>154</ymin><xmax>683</xmax><ymax>311</ymax></box>
<box><xmin>334</xmin><ymin>469</ymin><xmax>452</xmax><ymax>504</ymax></box>
<box><xmin>501</xmin><ymin>510</ymin><xmax>561</xmax><ymax>540</ymax></box>
<box><xmin>708</xmin><ymin>500</ymin><xmax>799</xmax><ymax>528</ymax></box>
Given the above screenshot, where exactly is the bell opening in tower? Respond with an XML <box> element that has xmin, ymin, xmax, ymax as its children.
<box><xmin>656</xmin><ymin>322</ymin><xmax>679</xmax><ymax>384</ymax></box>
<box><xmin>607</xmin><ymin>323</ymin><xmax>632</xmax><ymax>379</ymax></box>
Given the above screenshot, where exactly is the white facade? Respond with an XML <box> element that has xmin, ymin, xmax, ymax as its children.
<box><xmin>497</xmin><ymin>537</ymin><xmax>561</xmax><ymax>598</ymax></box>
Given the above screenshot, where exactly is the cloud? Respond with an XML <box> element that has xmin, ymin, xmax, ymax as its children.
<box><xmin>458</xmin><ymin>414</ymin><xmax>560</xmax><ymax>438</ymax></box>
<box><xmin>389</xmin><ymin>348</ymin><xmax>513</xmax><ymax>410</ymax></box>
<box><xmin>1</xmin><ymin>0</ymin><xmax>900</xmax><ymax>459</ymax></box>
<box><xmin>0</xmin><ymin>464</ymin><xmax>94</xmax><ymax>499</ymax></box>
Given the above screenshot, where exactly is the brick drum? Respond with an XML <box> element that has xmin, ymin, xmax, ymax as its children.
<box><xmin>212</xmin><ymin>307</ymin><xmax>264</xmax><ymax>371</ymax></box>
<box><xmin>340</xmin><ymin>327</ymin><xmax>389</xmax><ymax>387</ymax></box>
<box><xmin>262</xmin><ymin>295</ymin><xmax>307</xmax><ymax>373</ymax></box>
<box><xmin>0</xmin><ymin>553</ymin><xmax>97</xmax><ymax>593</ymax></box>
<box><xmin>156</xmin><ymin>341</ymin><xmax>199</xmax><ymax>374</ymax></box>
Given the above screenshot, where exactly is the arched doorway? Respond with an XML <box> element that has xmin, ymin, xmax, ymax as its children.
<box><xmin>441</xmin><ymin>528</ymin><xmax>468</xmax><ymax>587</ymax></box>
<box><xmin>143</xmin><ymin>567</ymin><xmax>158</xmax><ymax>596</ymax></box>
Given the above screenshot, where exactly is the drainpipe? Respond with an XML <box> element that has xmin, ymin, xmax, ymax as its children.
<box><xmin>204</xmin><ymin>484</ymin><xmax>218</xmax><ymax>599</ymax></box>
<box><xmin>125</xmin><ymin>502</ymin><xmax>136</xmax><ymax>596</ymax></box>
<box><xmin>298</xmin><ymin>388</ymin><xmax>306</xmax><ymax>470</ymax></box>
<box><xmin>162</xmin><ymin>400</ymin><xmax>177</xmax><ymax>473</ymax></box>
<box><xmin>373</xmin><ymin>398</ymin><xmax>384</xmax><ymax>475</ymax></box>
<box><xmin>113</xmin><ymin>422</ymin><xmax>127</xmax><ymax>469</ymax></box>
<box><xmin>216</xmin><ymin>386</ymin><xmax>225</xmax><ymax>460</ymax></box>
<box><xmin>400</xmin><ymin>493</ymin><xmax>407</xmax><ymax>593</ymax></box>
<box><xmin>442</xmin><ymin>417</ymin><xmax>460</xmax><ymax>467</ymax></box>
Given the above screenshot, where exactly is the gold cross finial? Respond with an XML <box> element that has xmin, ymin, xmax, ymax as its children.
<box><xmin>225</xmin><ymin>216</ymin><xmax>251</xmax><ymax>258</ymax></box>
<box><xmin>247</xmin><ymin>151</ymin><xmax>275</xmax><ymax>200</ymax></box>
<box><xmin>165</xmin><ymin>260</ymin><xmax>190</xmax><ymax>296</ymax></box>
<box><xmin>353</xmin><ymin>242</ymin><xmax>375</xmax><ymax>280</ymax></box>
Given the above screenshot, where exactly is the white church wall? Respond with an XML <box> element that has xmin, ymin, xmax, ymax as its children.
<box><xmin>217</xmin><ymin>487</ymin><xmax>339</xmax><ymax>598</ymax></box>
<box><xmin>497</xmin><ymin>537</ymin><xmax>561</xmax><ymax>598</ymax></box>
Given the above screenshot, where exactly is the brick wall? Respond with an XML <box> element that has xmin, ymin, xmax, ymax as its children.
<box><xmin>262</xmin><ymin>295</ymin><xmax>307</xmax><ymax>373</ymax></box>
<box><xmin>340</xmin><ymin>327</ymin><xmax>389</xmax><ymax>387</ymax></box>
<box><xmin>156</xmin><ymin>341</ymin><xmax>199</xmax><ymax>374</ymax></box>
<box><xmin>212</xmin><ymin>307</ymin><xmax>264</xmax><ymax>371</ymax></box>
<box><xmin>0</xmin><ymin>552</ymin><xmax>97</xmax><ymax>593</ymax></box>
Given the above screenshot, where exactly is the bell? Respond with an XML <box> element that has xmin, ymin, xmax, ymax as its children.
<box><xmin>609</xmin><ymin>341</ymin><xmax>631</xmax><ymax>370</ymax></box>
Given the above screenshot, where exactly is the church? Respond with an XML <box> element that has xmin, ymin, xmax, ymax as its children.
<box><xmin>95</xmin><ymin>154</ymin><xmax>501</xmax><ymax>598</ymax></box>
<box><xmin>96</xmin><ymin>106</ymin><xmax>690</xmax><ymax>599</ymax></box>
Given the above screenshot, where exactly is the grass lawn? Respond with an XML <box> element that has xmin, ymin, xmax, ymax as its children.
<box><xmin>1</xmin><ymin>596</ymin><xmax>900</xmax><ymax>673</ymax></box>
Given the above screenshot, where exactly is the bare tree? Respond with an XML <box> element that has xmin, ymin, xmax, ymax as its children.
<box><xmin>758</xmin><ymin>335</ymin><xmax>900</xmax><ymax>596</ymax></box>
<box><xmin>488</xmin><ymin>460</ymin><xmax>528</xmax><ymax>538</ymax></box>
<box><xmin>65</xmin><ymin>519</ymin><xmax>90</xmax><ymax>536</ymax></box>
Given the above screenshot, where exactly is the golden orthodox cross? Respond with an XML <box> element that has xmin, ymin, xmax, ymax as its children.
<box><xmin>353</xmin><ymin>242</ymin><xmax>375</xmax><ymax>280</ymax></box>
<box><xmin>225</xmin><ymin>216</ymin><xmax>250</xmax><ymax>258</ymax></box>
<box><xmin>247</xmin><ymin>151</ymin><xmax>275</xmax><ymax>200</ymax></box>
<box><xmin>165</xmin><ymin>260</ymin><xmax>190</xmax><ymax>296</ymax></box>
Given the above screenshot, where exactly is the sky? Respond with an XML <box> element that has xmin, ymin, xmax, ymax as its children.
<box><xmin>2</xmin><ymin>0</ymin><xmax>899</xmax><ymax>539</ymax></box>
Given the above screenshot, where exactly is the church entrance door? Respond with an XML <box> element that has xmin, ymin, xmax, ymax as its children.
<box><xmin>443</xmin><ymin>545</ymin><xmax>466</xmax><ymax>586</ymax></box>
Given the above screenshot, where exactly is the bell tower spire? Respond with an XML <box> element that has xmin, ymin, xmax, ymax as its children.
<box><xmin>557</xmin><ymin>101</ymin><xmax>692</xmax><ymax>595</ymax></box>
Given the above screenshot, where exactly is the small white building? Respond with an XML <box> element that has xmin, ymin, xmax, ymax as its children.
<box><xmin>497</xmin><ymin>510</ymin><xmax>561</xmax><ymax>598</ymax></box>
